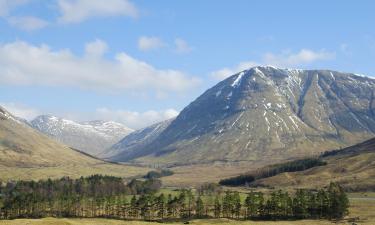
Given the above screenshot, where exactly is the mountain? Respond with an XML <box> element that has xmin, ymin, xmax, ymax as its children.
<box><xmin>101</xmin><ymin>119</ymin><xmax>173</xmax><ymax>159</ymax></box>
<box><xmin>0</xmin><ymin>106</ymin><xmax>148</xmax><ymax>180</ymax></box>
<box><xmin>31</xmin><ymin>115</ymin><xmax>133</xmax><ymax>156</ymax></box>
<box><xmin>252</xmin><ymin>137</ymin><xmax>375</xmax><ymax>191</ymax></box>
<box><xmin>109</xmin><ymin>66</ymin><xmax>375</xmax><ymax>166</ymax></box>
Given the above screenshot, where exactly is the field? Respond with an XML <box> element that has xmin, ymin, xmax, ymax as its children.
<box><xmin>0</xmin><ymin>163</ymin><xmax>150</xmax><ymax>181</ymax></box>
<box><xmin>0</xmin><ymin>197</ymin><xmax>373</xmax><ymax>225</ymax></box>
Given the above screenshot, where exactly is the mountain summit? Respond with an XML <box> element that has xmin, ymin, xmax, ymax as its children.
<box><xmin>31</xmin><ymin>115</ymin><xmax>133</xmax><ymax>156</ymax></box>
<box><xmin>109</xmin><ymin>66</ymin><xmax>375</xmax><ymax>166</ymax></box>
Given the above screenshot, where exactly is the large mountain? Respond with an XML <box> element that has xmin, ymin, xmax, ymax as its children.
<box><xmin>100</xmin><ymin>119</ymin><xmax>173</xmax><ymax>159</ymax></box>
<box><xmin>109</xmin><ymin>66</ymin><xmax>375</xmax><ymax>166</ymax></box>
<box><xmin>0</xmin><ymin>106</ymin><xmax>148</xmax><ymax>180</ymax></box>
<box><xmin>31</xmin><ymin>115</ymin><xmax>133</xmax><ymax>156</ymax></box>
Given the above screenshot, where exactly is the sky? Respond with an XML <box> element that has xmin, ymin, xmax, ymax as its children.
<box><xmin>0</xmin><ymin>0</ymin><xmax>375</xmax><ymax>129</ymax></box>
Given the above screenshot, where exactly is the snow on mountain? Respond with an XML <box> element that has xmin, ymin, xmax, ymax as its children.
<box><xmin>108</xmin><ymin>66</ymin><xmax>375</xmax><ymax>166</ymax></box>
<box><xmin>30</xmin><ymin>115</ymin><xmax>133</xmax><ymax>156</ymax></box>
<box><xmin>100</xmin><ymin>118</ymin><xmax>173</xmax><ymax>159</ymax></box>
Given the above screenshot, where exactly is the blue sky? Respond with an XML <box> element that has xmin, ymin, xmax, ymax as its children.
<box><xmin>0</xmin><ymin>0</ymin><xmax>374</xmax><ymax>129</ymax></box>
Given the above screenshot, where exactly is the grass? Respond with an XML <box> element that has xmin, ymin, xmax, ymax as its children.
<box><xmin>0</xmin><ymin>197</ymin><xmax>373</xmax><ymax>224</ymax></box>
<box><xmin>0</xmin><ymin>163</ymin><xmax>150</xmax><ymax>181</ymax></box>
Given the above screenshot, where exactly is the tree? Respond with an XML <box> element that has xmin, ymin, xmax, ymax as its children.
<box><xmin>293</xmin><ymin>189</ymin><xmax>309</xmax><ymax>219</ymax></box>
<box><xmin>156</xmin><ymin>193</ymin><xmax>165</xmax><ymax>219</ymax></box>
<box><xmin>328</xmin><ymin>183</ymin><xmax>349</xmax><ymax>219</ymax></box>
<box><xmin>214</xmin><ymin>195</ymin><xmax>221</xmax><ymax>218</ymax></box>
<box><xmin>195</xmin><ymin>196</ymin><xmax>204</xmax><ymax>218</ymax></box>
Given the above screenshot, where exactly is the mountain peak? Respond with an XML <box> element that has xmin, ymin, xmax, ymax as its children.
<box><xmin>31</xmin><ymin>115</ymin><xmax>133</xmax><ymax>156</ymax></box>
<box><xmin>109</xmin><ymin>68</ymin><xmax>375</xmax><ymax>166</ymax></box>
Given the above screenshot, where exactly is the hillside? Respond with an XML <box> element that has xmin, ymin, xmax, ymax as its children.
<box><xmin>102</xmin><ymin>119</ymin><xmax>173</xmax><ymax>160</ymax></box>
<box><xmin>0</xmin><ymin>106</ymin><xmax>148</xmax><ymax>180</ymax></box>
<box><xmin>252</xmin><ymin>137</ymin><xmax>375</xmax><ymax>191</ymax></box>
<box><xmin>31</xmin><ymin>115</ymin><xmax>133</xmax><ymax>156</ymax></box>
<box><xmin>109</xmin><ymin>66</ymin><xmax>375</xmax><ymax>166</ymax></box>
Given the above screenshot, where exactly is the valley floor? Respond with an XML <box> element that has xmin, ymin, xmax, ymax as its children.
<box><xmin>0</xmin><ymin>197</ymin><xmax>373</xmax><ymax>225</ymax></box>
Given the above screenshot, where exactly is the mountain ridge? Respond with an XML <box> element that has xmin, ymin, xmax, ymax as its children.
<box><xmin>31</xmin><ymin>115</ymin><xmax>133</xmax><ymax>156</ymax></box>
<box><xmin>108</xmin><ymin>66</ymin><xmax>375</xmax><ymax>166</ymax></box>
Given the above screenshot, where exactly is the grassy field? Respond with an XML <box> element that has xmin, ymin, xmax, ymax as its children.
<box><xmin>0</xmin><ymin>197</ymin><xmax>373</xmax><ymax>225</ymax></box>
<box><xmin>0</xmin><ymin>163</ymin><xmax>150</xmax><ymax>181</ymax></box>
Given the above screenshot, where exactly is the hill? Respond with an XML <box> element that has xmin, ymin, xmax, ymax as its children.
<box><xmin>250</xmin><ymin>137</ymin><xmax>375</xmax><ymax>191</ymax></box>
<box><xmin>0</xmin><ymin>106</ymin><xmax>148</xmax><ymax>180</ymax></box>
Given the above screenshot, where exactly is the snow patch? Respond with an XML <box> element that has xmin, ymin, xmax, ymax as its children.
<box><xmin>231</xmin><ymin>71</ymin><xmax>245</xmax><ymax>87</ymax></box>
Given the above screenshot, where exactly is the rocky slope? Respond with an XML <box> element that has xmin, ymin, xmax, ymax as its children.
<box><xmin>101</xmin><ymin>119</ymin><xmax>173</xmax><ymax>159</ymax></box>
<box><xmin>109</xmin><ymin>66</ymin><xmax>375</xmax><ymax>166</ymax></box>
<box><xmin>31</xmin><ymin>115</ymin><xmax>133</xmax><ymax>156</ymax></box>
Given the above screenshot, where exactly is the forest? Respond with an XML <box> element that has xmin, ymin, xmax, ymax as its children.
<box><xmin>0</xmin><ymin>175</ymin><xmax>349</xmax><ymax>221</ymax></box>
<box><xmin>220</xmin><ymin>158</ymin><xmax>327</xmax><ymax>186</ymax></box>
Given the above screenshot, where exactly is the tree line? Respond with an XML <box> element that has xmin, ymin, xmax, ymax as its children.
<box><xmin>220</xmin><ymin>158</ymin><xmax>327</xmax><ymax>186</ymax></box>
<box><xmin>0</xmin><ymin>175</ymin><xmax>348</xmax><ymax>221</ymax></box>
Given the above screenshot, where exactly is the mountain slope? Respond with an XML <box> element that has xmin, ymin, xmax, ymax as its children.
<box><xmin>0</xmin><ymin>106</ymin><xmax>148</xmax><ymax>180</ymax></box>
<box><xmin>253</xmin><ymin>137</ymin><xmax>375</xmax><ymax>191</ymax></box>
<box><xmin>101</xmin><ymin>119</ymin><xmax>173</xmax><ymax>159</ymax></box>
<box><xmin>110</xmin><ymin>66</ymin><xmax>375</xmax><ymax>166</ymax></box>
<box><xmin>31</xmin><ymin>115</ymin><xmax>133</xmax><ymax>156</ymax></box>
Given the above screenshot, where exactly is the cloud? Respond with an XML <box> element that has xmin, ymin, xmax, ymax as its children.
<box><xmin>0</xmin><ymin>0</ymin><xmax>30</xmax><ymax>17</ymax></box>
<box><xmin>174</xmin><ymin>38</ymin><xmax>192</xmax><ymax>54</ymax></box>
<box><xmin>7</xmin><ymin>16</ymin><xmax>49</xmax><ymax>31</ymax></box>
<box><xmin>0</xmin><ymin>102</ymin><xmax>40</xmax><ymax>120</ymax></box>
<box><xmin>211</xmin><ymin>49</ymin><xmax>336</xmax><ymax>80</ymax></box>
<box><xmin>0</xmin><ymin>40</ymin><xmax>200</xmax><ymax>94</ymax></box>
<box><xmin>211</xmin><ymin>61</ymin><xmax>259</xmax><ymax>81</ymax></box>
<box><xmin>263</xmin><ymin>49</ymin><xmax>335</xmax><ymax>67</ymax></box>
<box><xmin>85</xmin><ymin>39</ymin><xmax>108</xmax><ymax>57</ymax></box>
<box><xmin>138</xmin><ymin>36</ymin><xmax>166</xmax><ymax>51</ymax></box>
<box><xmin>57</xmin><ymin>0</ymin><xmax>138</xmax><ymax>24</ymax></box>
<box><xmin>94</xmin><ymin>108</ymin><xmax>178</xmax><ymax>129</ymax></box>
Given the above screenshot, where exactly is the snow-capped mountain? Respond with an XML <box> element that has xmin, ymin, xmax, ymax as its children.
<box><xmin>108</xmin><ymin>66</ymin><xmax>375</xmax><ymax>166</ymax></box>
<box><xmin>31</xmin><ymin>115</ymin><xmax>133</xmax><ymax>156</ymax></box>
<box><xmin>100</xmin><ymin>118</ymin><xmax>174</xmax><ymax>159</ymax></box>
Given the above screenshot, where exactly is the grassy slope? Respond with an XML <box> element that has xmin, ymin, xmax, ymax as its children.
<box><xmin>0</xmin><ymin>198</ymin><xmax>373</xmax><ymax>224</ymax></box>
<box><xmin>253</xmin><ymin>138</ymin><xmax>375</xmax><ymax>191</ymax></box>
<box><xmin>0</xmin><ymin>115</ymin><xmax>149</xmax><ymax>180</ymax></box>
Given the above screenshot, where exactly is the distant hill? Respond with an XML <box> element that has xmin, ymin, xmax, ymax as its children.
<box><xmin>31</xmin><ymin>115</ymin><xmax>133</xmax><ymax>156</ymax></box>
<box><xmin>109</xmin><ymin>66</ymin><xmax>375</xmax><ymax>166</ymax></box>
<box><xmin>0</xmin><ymin>106</ymin><xmax>148</xmax><ymax>180</ymax></box>
<box><xmin>102</xmin><ymin>119</ymin><xmax>173</xmax><ymax>160</ymax></box>
<box><xmin>252</xmin><ymin>137</ymin><xmax>375</xmax><ymax>191</ymax></box>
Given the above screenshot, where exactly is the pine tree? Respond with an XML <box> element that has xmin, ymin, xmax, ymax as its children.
<box><xmin>195</xmin><ymin>196</ymin><xmax>204</xmax><ymax>218</ymax></box>
<box><xmin>328</xmin><ymin>182</ymin><xmax>349</xmax><ymax>219</ymax></box>
<box><xmin>214</xmin><ymin>195</ymin><xmax>221</xmax><ymax>218</ymax></box>
<box><xmin>156</xmin><ymin>193</ymin><xmax>165</xmax><ymax>219</ymax></box>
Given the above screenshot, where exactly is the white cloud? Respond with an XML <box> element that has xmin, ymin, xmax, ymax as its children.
<box><xmin>57</xmin><ymin>0</ymin><xmax>138</xmax><ymax>24</ymax></box>
<box><xmin>138</xmin><ymin>36</ymin><xmax>165</xmax><ymax>51</ymax></box>
<box><xmin>0</xmin><ymin>102</ymin><xmax>40</xmax><ymax>120</ymax></box>
<box><xmin>211</xmin><ymin>61</ymin><xmax>259</xmax><ymax>81</ymax></box>
<box><xmin>174</xmin><ymin>38</ymin><xmax>192</xmax><ymax>54</ymax></box>
<box><xmin>0</xmin><ymin>40</ymin><xmax>200</xmax><ymax>94</ymax></box>
<box><xmin>263</xmin><ymin>49</ymin><xmax>335</xmax><ymax>67</ymax></box>
<box><xmin>211</xmin><ymin>49</ymin><xmax>336</xmax><ymax>80</ymax></box>
<box><xmin>0</xmin><ymin>0</ymin><xmax>30</xmax><ymax>17</ymax></box>
<box><xmin>8</xmin><ymin>16</ymin><xmax>49</xmax><ymax>31</ymax></box>
<box><xmin>85</xmin><ymin>39</ymin><xmax>108</xmax><ymax>57</ymax></box>
<box><xmin>94</xmin><ymin>107</ymin><xmax>178</xmax><ymax>129</ymax></box>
